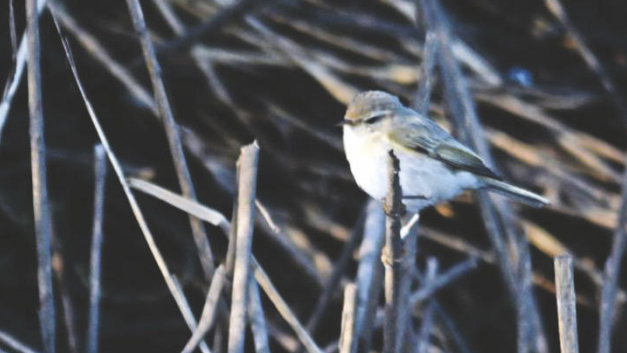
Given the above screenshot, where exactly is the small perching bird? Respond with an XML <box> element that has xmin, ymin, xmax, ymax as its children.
<box><xmin>341</xmin><ymin>91</ymin><xmax>549</xmax><ymax>213</ymax></box>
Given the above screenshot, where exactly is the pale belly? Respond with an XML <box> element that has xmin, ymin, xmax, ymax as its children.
<box><xmin>344</xmin><ymin>128</ymin><xmax>480</xmax><ymax>212</ymax></box>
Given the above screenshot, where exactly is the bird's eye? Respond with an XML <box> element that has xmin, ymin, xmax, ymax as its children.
<box><xmin>364</xmin><ymin>114</ymin><xmax>385</xmax><ymax>124</ymax></box>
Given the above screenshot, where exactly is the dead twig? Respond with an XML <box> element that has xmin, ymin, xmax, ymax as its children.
<box><xmin>597</xmin><ymin>165</ymin><xmax>627</xmax><ymax>353</ymax></box>
<box><xmin>86</xmin><ymin>144</ymin><xmax>107</xmax><ymax>353</ymax></box>
<box><xmin>27</xmin><ymin>0</ymin><xmax>56</xmax><ymax>350</ymax></box>
<box><xmin>383</xmin><ymin>151</ymin><xmax>404</xmax><ymax>353</ymax></box>
<box><xmin>339</xmin><ymin>283</ymin><xmax>358</xmax><ymax>353</ymax></box>
<box><xmin>182</xmin><ymin>266</ymin><xmax>227</xmax><ymax>353</ymax></box>
<box><xmin>228</xmin><ymin>142</ymin><xmax>260</xmax><ymax>353</ymax></box>
<box><xmin>248</xmin><ymin>279</ymin><xmax>271</xmax><ymax>353</ymax></box>
<box><xmin>0</xmin><ymin>329</ymin><xmax>40</xmax><ymax>353</ymax></box>
<box><xmin>354</xmin><ymin>200</ymin><xmax>385</xmax><ymax>353</ymax></box>
<box><xmin>125</xmin><ymin>0</ymin><xmax>215</xmax><ymax>281</ymax></box>
<box><xmin>554</xmin><ymin>254</ymin><xmax>579</xmax><ymax>353</ymax></box>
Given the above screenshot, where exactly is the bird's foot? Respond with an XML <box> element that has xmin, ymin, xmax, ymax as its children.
<box><xmin>381</xmin><ymin>245</ymin><xmax>405</xmax><ymax>266</ymax></box>
<box><xmin>384</xmin><ymin>202</ymin><xmax>406</xmax><ymax>217</ymax></box>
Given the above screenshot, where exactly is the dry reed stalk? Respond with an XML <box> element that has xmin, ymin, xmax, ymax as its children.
<box><xmin>554</xmin><ymin>255</ymin><xmax>579</xmax><ymax>353</ymax></box>
<box><xmin>124</xmin><ymin>0</ymin><xmax>216</xmax><ymax>280</ymax></box>
<box><xmin>228</xmin><ymin>142</ymin><xmax>260</xmax><ymax>353</ymax></box>
<box><xmin>27</xmin><ymin>0</ymin><xmax>55</xmax><ymax>351</ymax></box>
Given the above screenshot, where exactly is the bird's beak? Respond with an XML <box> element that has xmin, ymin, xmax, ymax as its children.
<box><xmin>335</xmin><ymin>119</ymin><xmax>354</xmax><ymax>127</ymax></box>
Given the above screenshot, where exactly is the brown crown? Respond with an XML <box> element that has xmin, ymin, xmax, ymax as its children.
<box><xmin>345</xmin><ymin>91</ymin><xmax>400</xmax><ymax>121</ymax></box>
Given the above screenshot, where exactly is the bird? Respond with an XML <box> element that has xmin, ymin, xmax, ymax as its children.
<box><xmin>341</xmin><ymin>90</ymin><xmax>549</xmax><ymax>213</ymax></box>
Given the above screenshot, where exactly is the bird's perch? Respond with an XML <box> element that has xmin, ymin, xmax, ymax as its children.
<box><xmin>383</xmin><ymin>150</ymin><xmax>404</xmax><ymax>353</ymax></box>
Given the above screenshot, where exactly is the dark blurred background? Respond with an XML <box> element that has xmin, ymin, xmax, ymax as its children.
<box><xmin>1</xmin><ymin>0</ymin><xmax>626</xmax><ymax>352</ymax></box>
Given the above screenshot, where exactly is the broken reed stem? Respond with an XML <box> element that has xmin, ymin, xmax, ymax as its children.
<box><xmin>50</xmin><ymin>16</ymin><xmax>207</xmax><ymax>346</ymax></box>
<box><xmin>228</xmin><ymin>142</ymin><xmax>260</xmax><ymax>353</ymax></box>
<box><xmin>124</xmin><ymin>0</ymin><xmax>215</xmax><ymax>280</ymax></box>
<box><xmin>182</xmin><ymin>266</ymin><xmax>227</xmax><ymax>353</ymax></box>
<box><xmin>26</xmin><ymin>0</ymin><xmax>55</xmax><ymax>351</ymax></box>
<box><xmin>597</xmin><ymin>165</ymin><xmax>627</xmax><ymax>353</ymax></box>
<box><xmin>339</xmin><ymin>283</ymin><xmax>358</xmax><ymax>353</ymax></box>
<box><xmin>554</xmin><ymin>255</ymin><xmax>579</xmax><ymax>353</ymax></box>
<box><xmin>383</xmin><ymin>150</ymin><xmax>404</xmax><ymax>353</ymax></box>
<box><xmin>86</xmin><ymin>144</ymin><xmax>107</xmax><ymax>353</ymax></box>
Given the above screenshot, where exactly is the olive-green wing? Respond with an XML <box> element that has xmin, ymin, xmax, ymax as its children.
<box><xmin>389</xmin><ymin>111</ymin><xmax>501</xmax><ymax>180</ymax></box>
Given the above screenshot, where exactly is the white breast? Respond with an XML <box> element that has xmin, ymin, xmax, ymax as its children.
<box><xmin>343</xmin><ymin>126</ymin><xmax>480</xmax><ymax>212</ymax></box>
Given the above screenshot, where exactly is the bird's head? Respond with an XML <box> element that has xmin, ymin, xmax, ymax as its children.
<box><xmin>341</xmin><ymin>91</ymin><xmax>402</xmax><ymax>135</ymax></box>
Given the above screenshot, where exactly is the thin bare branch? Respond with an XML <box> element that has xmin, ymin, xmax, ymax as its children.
<box><xmin>410</xmin><ymin>257</ymin><xmax>478</xmax><ymax>304</ymax></box>
<box><xmin>125</xmin><ymin>0</ymin><xmax>215</xmax><ymax>280</ymax></box>
<box><xmin>248</xmin><ymin>279</ymin><xmax>271</xmax><ymax>353</ymax></box>
<box><xmin>554</xmin><ymin>255</ymin><xmax>579</xmax><ymax>353</ymax></box>
<box><xmin>383</xmin><ymin>151</ymin><xmax>404</xmax><ymax>353</ymax></box>
<box><xmin>598</xmin><ymin>165</ymin><xmax>627</xmax><ymax>353</ymax></box>
<box><xmin>0</xmin><ymin>329</ymin><xmax>40</xmax><ymax>353</ymax></box>
<box><xmin>339</xmin><ymin>283</ymin><xmax>358</xmax><ymax>353</ymax></box>
<box><xmin>86</xmin><ymin>144</ymin><xmax>107</xmax><ymax>353</ymax></box>
<box><xmin>354</xmin><ymin>200</ymin><xmax>385</xmax><ymax>353</ymax></box>
<box><xmin>27</xmin><ymin>0</ymin><xmax>55</xmax><ymax>350</ymax></box>
<box><xmin>182</xmin><ymin>266</ymin><xmax>227</xmax><ymax>353</ymax></box>
<box><xmin>228</xmin><ymin>142</ymin><xmax>260</xmax><ymax>353</ymax></box>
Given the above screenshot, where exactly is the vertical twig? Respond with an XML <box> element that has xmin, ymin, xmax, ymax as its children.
<box><xmin>354</xmin><ymin>200</ymin><xmax>385</xmax><ymax>353</ymax></box>
<box><xmin>228</xmin><ymin>142</ymin><xmax>260</xmax><ymax>353</ymax></box>
<box><xmin>416</xmin><ymin>259</ymin><xmax>438</xmax><ymax>353</ymax></box>
<box><xmin>339</xmin><ymin>283</ymin><xmax>358</xmax><ymax>353</ymax></box>
<box><xmin>124</xmin><ymin>0</ymin><xmax>215</xmax><ymax>280</ymax></box>
<box><xmin>597</xmin><ymin>166</ymin><xmax>627</xmax><ymax>353</ymax></box>
<box><xmin>26</xmin><ymin>0</ymin><xmax>55</xmax><ymax>351</ymax></box>
<box><xmin>554</xmin><ymin>255</ymin><xmax>579</xmax><ymax>353</ymax></box>
<box><xmin>86</xmin><ymin>144</ymin><xmax>107</xmax><ymax>353</ymax></box>
<box><xmin>383</xmin><ymin>151</ymin><xmax>403</xmax><ymax>353</ymax></box>
<box><xmin>248</xmin><ymin>279</ymin><xmax>271</xmax><ymax>353</ymax></box>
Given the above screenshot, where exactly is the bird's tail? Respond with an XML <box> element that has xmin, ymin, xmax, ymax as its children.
<box><xmin>479</xmin><ymin>177</ymin><xmax>549</xmax><ymax>208</ymax></box>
